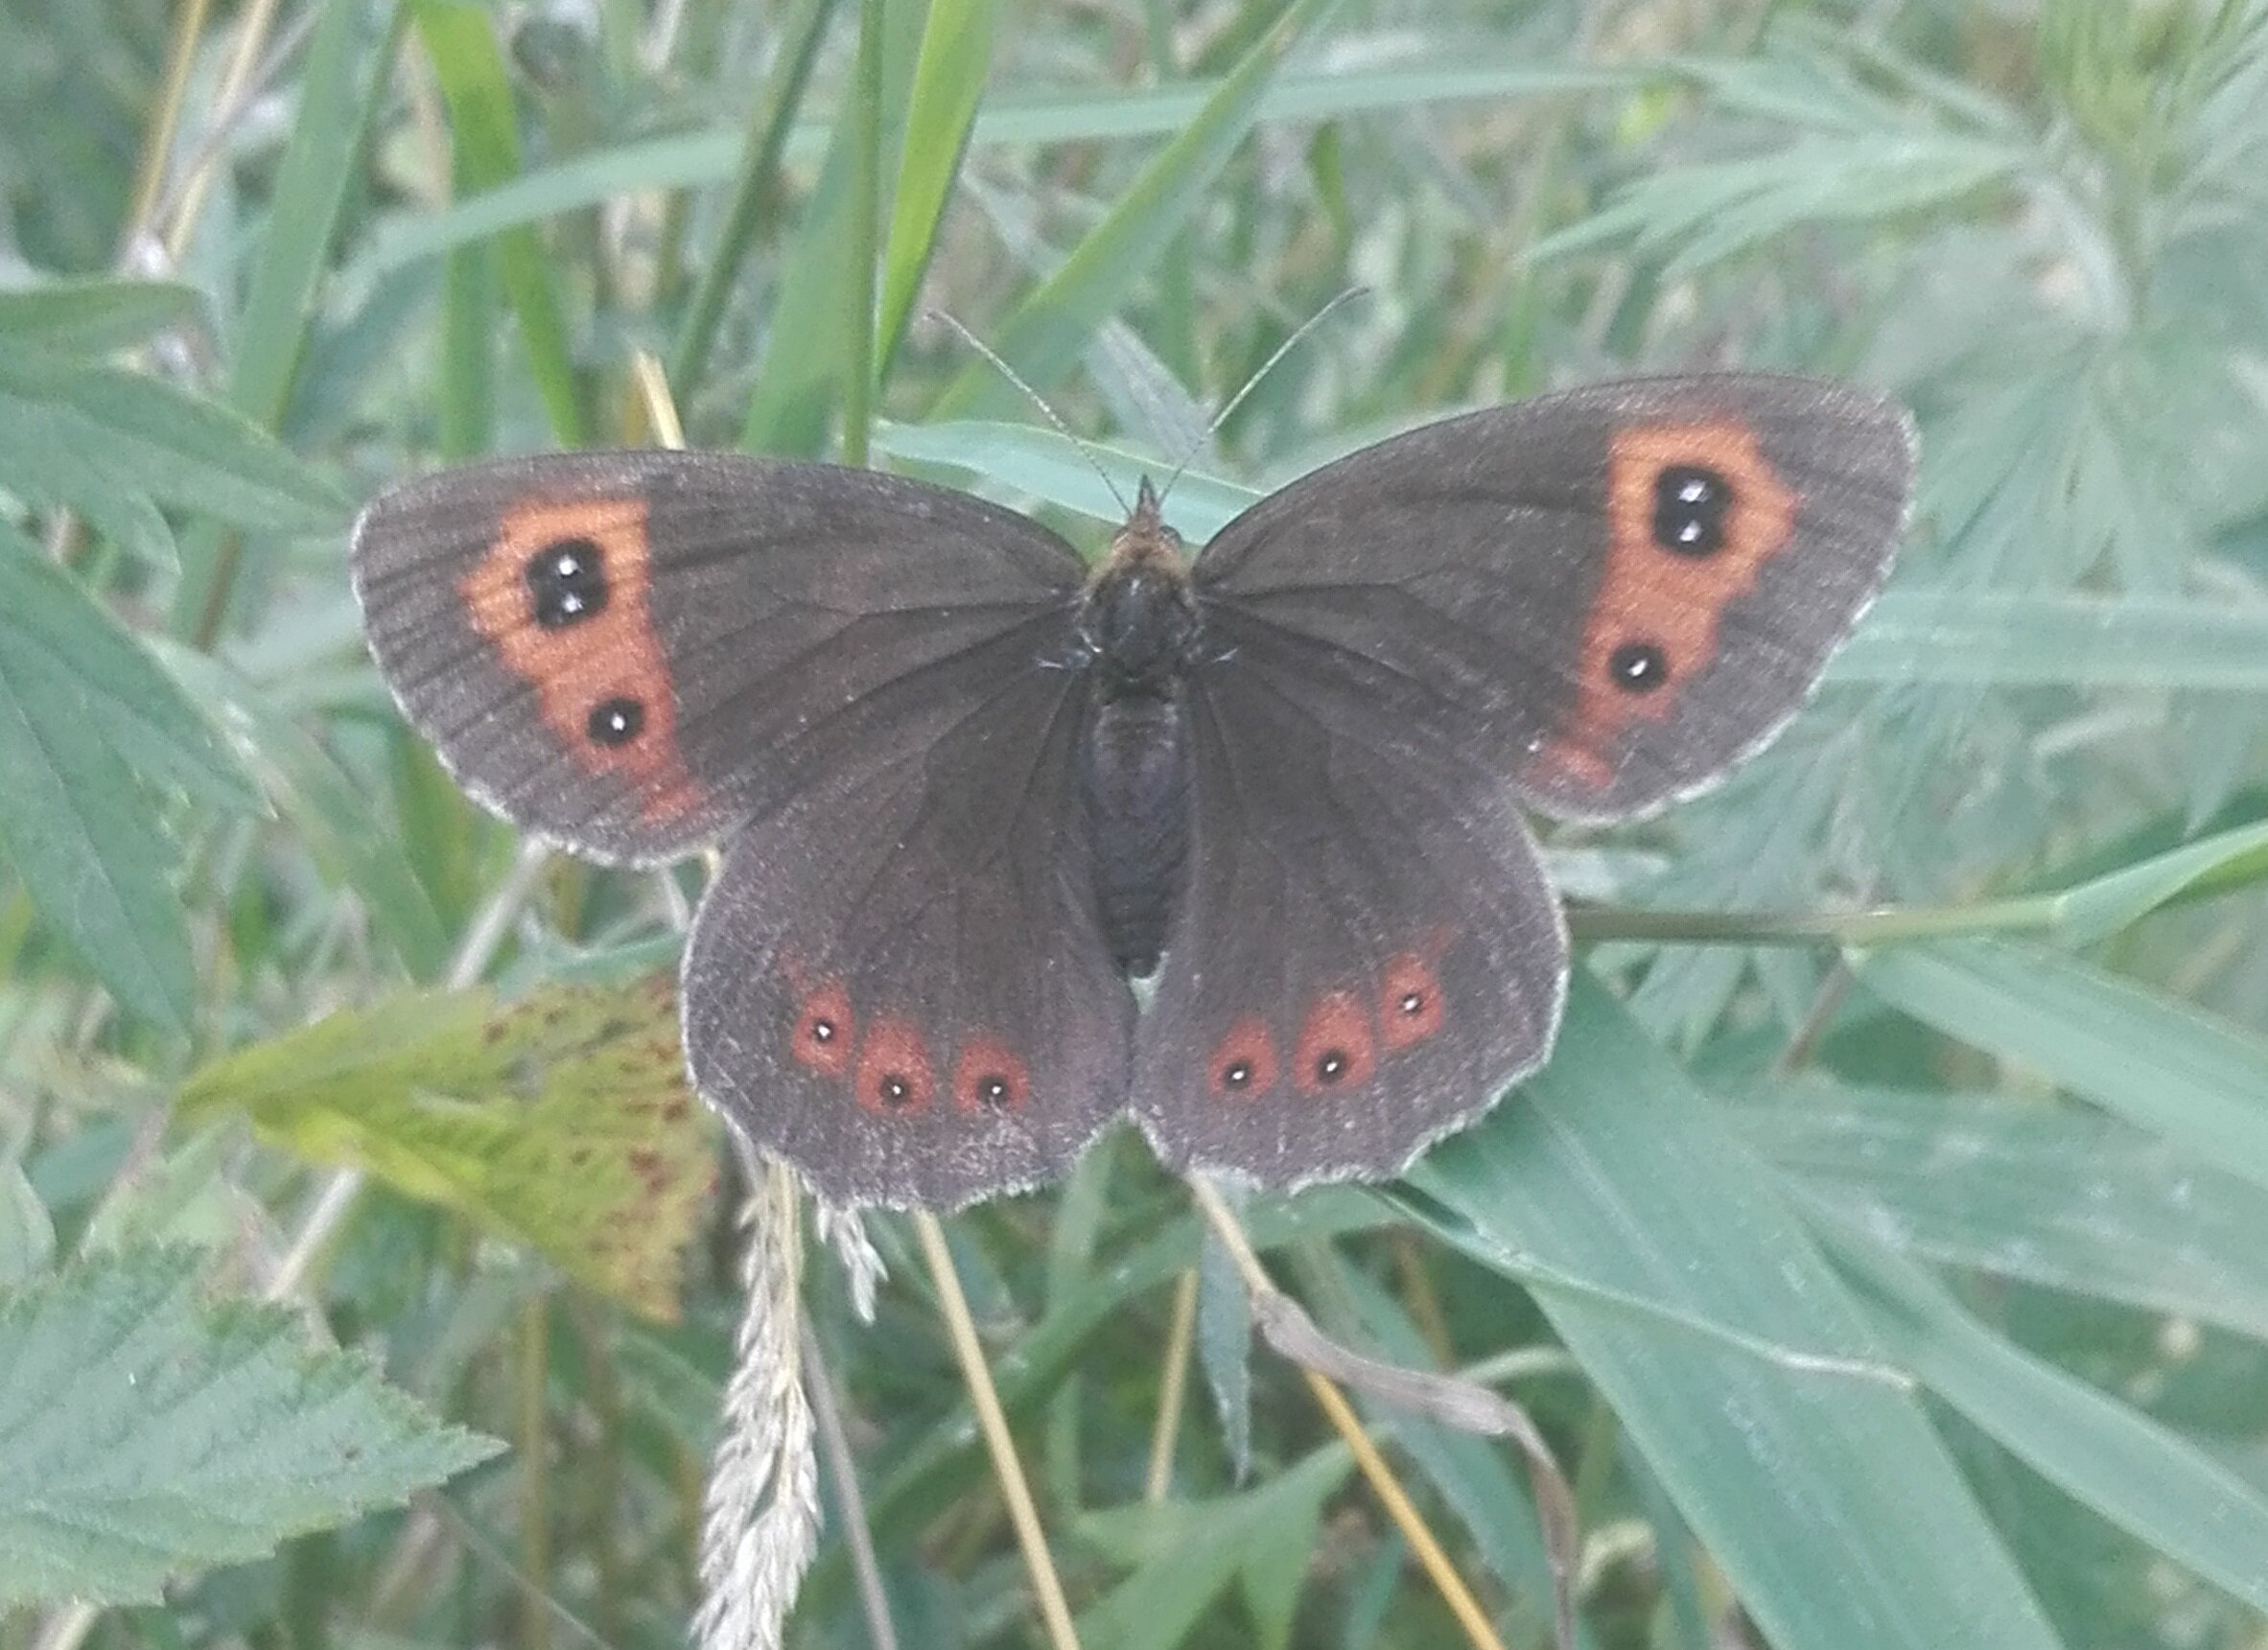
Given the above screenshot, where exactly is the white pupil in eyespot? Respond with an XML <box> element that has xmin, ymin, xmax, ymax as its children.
<box><xmin>1400</xmin><ymin>992</ymin><xmax>1422</xmax><ymax>1013</ymax></box>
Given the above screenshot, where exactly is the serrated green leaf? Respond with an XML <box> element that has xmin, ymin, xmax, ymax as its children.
<box><xmin>0</xmin><ymin>526</ymin><xmax>257</xmax><ymax>811</ymax></box>
<box><xmin>0</xmin><ymin>1247</ymin><xmax>499</xmax><ymax>1607</ymax></box>
<box><xmin>0</xmin><ymin>351</ymin><xmax>349</xmax><ymax>573</ymax></box>
<box><xmin>153</xmin><ymin>642</ymin><xmax>448</xmax><ymax>982</ymax></box>
<box><xmin>176</xmin><ymin>978</ymin><xmax>714</xmax><ymax>1320</ymax></box>
<box><xmin>0</xmin><ymin>541</ymin><xmax>194</xmax><ymax>1034</ymax></box>
<box><xmin>0</xmin><ymin>276</ymin><xmax>204</xmax><ymax>356</ymax></box>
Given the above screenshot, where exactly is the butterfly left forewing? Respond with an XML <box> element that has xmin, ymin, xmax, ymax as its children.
<box><xmin>1130</xmin><ymin>620</ymin><xmax>1567</xmax><ymax>1186</ymax></box>
<box><xmin>352</xmin><ymin>452</ymin><xmax>1087</xmax><ymax>862</ymax></box>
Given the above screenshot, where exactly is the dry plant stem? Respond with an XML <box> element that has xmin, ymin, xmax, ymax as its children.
<box><xmin>1144</xmin><ymin>1267</ymin><xmax>1201</xmax><ymax>1502</ymax></box>
<box><xmin>911</xmin><ymin>1212</ymin><xmax>1082</xmax><ymax>1650</ymax></box>
<box><xmin>165</xmin><ymin>0</ymin><xmax>286</xmax><ymax>261</ymax></box>
<box><xmin>802</xmin><ymin>1323</ymin><xmax>901</xmax><ymax>1650</ymax></box>
<box><xmin>121</xmin><ymin>0</ymin><xmax>214</xmax><ymax>251</ymax></box>
<box><xmin>1185</xmin><ymin>1177</ymin><xmax>1511</xmax><ymax>1650</ymax></box>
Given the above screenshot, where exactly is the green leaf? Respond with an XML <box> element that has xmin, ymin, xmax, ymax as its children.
<box><xmin>172</xmin><ymin>0</ymin><xmax>400</xmax><ymax>639</ymax></box>
<box><xmin>154</xmin><ymin>642</ymin><xmax>449</xmax><ymax>983</ymax></box>
<box><xmin>0</xmin><ymin>536</ymin><xmax>195</xmax><ymax>1035</ymax></box>
<box><xmin>346</xmin><ymin>60</ymin><xmax>1625</xmax><ymax>291</ymax></box>
<box><xmin>872</xmin><ymin>417</ymin><xmax>1258</xmax><ymax>540</ymax></box>
<box><xmin>0</xmin><ymin>351</ymin><xmax>348</xmax><ymax>572</ymax></box>
<box><xmin>0</xmin><ymin>276</ymin><xmax>204</xmax><ymax>356</ymax></box>
<box><xmin>1819</xmin><ymin>1222</ymin><xmax>2268</xmax><ymax>1615</ymax></box>
<box><xmin>1850</xmin><ymin>941</ymin><xmax>2268</xmax><ymax>1199</ymax></box>
<box><xmin>0</xmin><ymin>1247</ymin><xmax>499</xmax><ymax>1608</ymax></box>
<box><xmin>1075</xmin><ymin>1445</ymin><xmax>1352</xmax><ymax>1649</ymax></box>
<box><xmin>411</xmin><ymin>0</ymin><xmax>583</xmax><ymax>447</ymax></box>
<box><xmin>176</xmin><ymin>978</ymin><xmax>715</xmax><ymax>1320</ymax></box>
<box><xmin>0</xmin><ymin>525</ymin><xmax>256</xmax><ymax>811</ymax></box>
<box><xmin>1736</xmin><ymin>1081</ymin><xmax>2268</xmax><ymax>1338</ymax></box>
<box><xmin>1398</xmin><ymin>974</ymin><xmax>2065</xmax><ymax>1650</ymax></box>
<box><xmin>930</xmin><ymin>0</ymin><xmax>1347</xmax><ymax>419</ymax></box>
<box><xmin>1833</xmin><ymin>592</ymin><xmax>2268</xmax><ymax>691</ymax></box>
<box><xmin>0</xmin><ymin>1162</ymin><xmax>54</xmax><ymax>1290</ymax></box>
<box><xmin>875</xmin><ymin>0</ymin><xmax>1001</xmax><ymax>371</ymax></box>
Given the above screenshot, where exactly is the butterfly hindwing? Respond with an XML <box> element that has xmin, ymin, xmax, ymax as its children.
<box><xmin>351</xmin><ymin>452</ymin><xmax>1088</xmax><ymax>862</ymax></box>
<box><xmin>681</xmin><ymin>652</ymin><xmax>1134</xmax><ymax>1209</ymax></box>
<box><xmin>1130</xmin><ymin>614</ymin><xmax>1568</xmax><ymax>1185</ymax></box>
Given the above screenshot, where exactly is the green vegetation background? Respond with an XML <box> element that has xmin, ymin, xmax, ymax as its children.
<box><xmin>4</xmin><ymin>0</ymin><xmax>2268</xmax><ymax>1647</ymax></box>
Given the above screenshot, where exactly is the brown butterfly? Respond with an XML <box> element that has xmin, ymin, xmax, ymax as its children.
<box><xmin>352</xmin><ymin>374</ymin><xmax>1913</xmax><ymax>1209</ymax></box>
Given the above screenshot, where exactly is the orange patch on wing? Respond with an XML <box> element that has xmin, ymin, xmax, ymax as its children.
<box><xmin>788</xmin><ymin>980</ymin><xmax>855</xmax><ymax>1080</ymax></box>
<box><xmin>854</xmin><ymin>1016</ymin><xmax>935</xmax><ymax>1115</ymax></box>
<box><xmin>1208</xmin><ymin>1015</ymin><xmax>1281</xmax><ymax>1100</ymax></box>
<box><xmin>1294</xmin><ymin>990</ymin><xmax>1378</xmax><ymax>1096</ymax></box>
<box><xmin>459</xmin><ymin>494</ymin><xmax>702</xmax><ymax>823</ymax></box>
<box><xmin>952</xmin><ymin>1034</ymin><xmax>1031</xmax><ymax>1113</ymax></box>
<box><xmin>1378</xmin><ymin>954</ymin><xmax>1445</xmax><ymax>1052</ymax></box>
<box><xmin>1546</xmin><ymin>421</ymin><xmax>1798</xmax><ymax>790</ymax></box>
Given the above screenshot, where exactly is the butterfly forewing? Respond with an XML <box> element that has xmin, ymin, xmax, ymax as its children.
<box><xmin>1190</xmin><ymin>374</ymin><xmax>1913</xmax><ymax>821</ymax></box>
<box><xmin>351</xmin><ymin>452</ymin><xmax>1087</xmax><ymax>862</ymax></box>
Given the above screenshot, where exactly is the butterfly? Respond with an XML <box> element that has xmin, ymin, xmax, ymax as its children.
<box><xmin>351</xmin><ymin>373</ymin><xmax>1914</xmax><ymax>1210</ymax></box>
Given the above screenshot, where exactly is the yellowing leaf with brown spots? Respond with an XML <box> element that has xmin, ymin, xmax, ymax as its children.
<box><xmin>178</xmin><ymin>976</ymin><xmax>713</xmax><ymax>1321</ymax></box>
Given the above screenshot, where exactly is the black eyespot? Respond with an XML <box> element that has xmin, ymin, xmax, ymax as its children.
<box><xmin>1398</xmin><ymin>991</ymin><xmax>1425</xmax><ymax>1015</ymax></box>
<box><xmin>1316</xmin><ymin>1050</ymin><xmax>1348</xmax><ymax>1084</ymax></box>
<box><xmin>810</xmin><ymin>1018</ymin><xmax>836</xmax><ymax>1044</ymax></box>
<box><xmin>526</xmin><ymin>537</ymin><xmax>609</xmax><ymax>627</ymax></box>
<box><xmin>1652</xmin><ymin>464</ymin><xmax>1730</xmax><ymax>556</ymax></box>
<box><xmin>1608</xmin><ymin>642</ymin><xmax>1669</xmax><ymax>693</ymax></box>
<box><xmin>587</xmin><ymin>696</ymin><xmax>645</xmax><ymax>745</ymax></box>
<box><xmin>878</xmin><ymin>1074</ymin><xmax>914</xmax><ymax>1107</ymax></box>
<box><xmin>1223</xmin><ymin>1060</ymin><xmax>1252</xmax><ymax>1089</ymax></box>
<box><xmin>975</xmin><ymin>1076</ymin><xmax>1012</xmax><ymax>1107</ymax></box>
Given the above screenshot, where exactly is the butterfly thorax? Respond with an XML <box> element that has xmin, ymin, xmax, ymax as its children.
<box><xmin>1076</xmin><ymin>478</ymin><xmax>1200</xmax><ymax>694</ymax></box>
<box><xmin>1076</xmin><ymin>479</ymin><xmax>1200</xmax><ymax>976</ymax></box>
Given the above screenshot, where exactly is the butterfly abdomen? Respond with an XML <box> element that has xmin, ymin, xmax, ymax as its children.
<box><xmin>1081</xmin><ymin>691</ymin><xmax>1189</xmax><ymax>977</ymax></box>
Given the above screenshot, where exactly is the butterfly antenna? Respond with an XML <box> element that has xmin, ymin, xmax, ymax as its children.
<box><xmin>925</xmin><ymin>309</ymin><xmax>1133</xmax><ymax>519</ymax></box>
<box><xmin>1155</xmin><ymin>285</ymin><xmax>1371</xmax><ymax>507</ymax></box>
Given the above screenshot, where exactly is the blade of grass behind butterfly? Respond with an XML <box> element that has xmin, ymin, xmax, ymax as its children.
<box><xmin>738</xmin><ymin>0</ymin><xmax>925</xmax><ymax>456</ymax></box>
<box><xmin>927</xmin><ymin>0</ymin><xmax>1345</xmax><ymax>421</ymax></box>
<box><xmin>347</xmin><ymin>60</ymin><xmax>1627</xmax><ymax>291</ymax></box>
<box><xmin>839</xmin><ymin>0</ymin><xmax>888</xmax><ymax>469</ymax></box>
<box><xmin>1812</xmin><ymin>1214</ymin><xmax>2268</xmax><ymax>1615</ymax></box>
<box><xmin>873</xmin><ymin>0</ymin><xmax>1001</xmax><ymax>378</ymax></box>
<box><xmin>171</xmin><ymin>0</ymin><xmax>403</xmax><ymax>645</ymax></box>
<box><xmin>666</xmin><ymin>0</ymin><xmax>838</xmax><ymax>403</ymax></box>
<box><xmin>1396</xmin><ymin>975</ymin><xmax>2067</xmax><ymax>1650</ymax></box>
<box><xmin>1850</xmin><ymin>941</ymin><xmax>2268</xmax><ymax>1198</ymax></box>
<box><xmin>410</xmin><ymin>0</ymin><xmax>585</xmax><ymax>448</ymax></box>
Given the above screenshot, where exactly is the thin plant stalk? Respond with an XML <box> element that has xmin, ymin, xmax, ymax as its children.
<box><xmin>912</xmin><ymin>1212</ymin><xmax>1081</xmax><ymax>1650</ymax></box>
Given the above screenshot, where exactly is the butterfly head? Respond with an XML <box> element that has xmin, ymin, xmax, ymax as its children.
<box><xmin>1079</xmin><ymin>477</ymin><xmax>1198</xmax><ymax>693</ymax></box>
